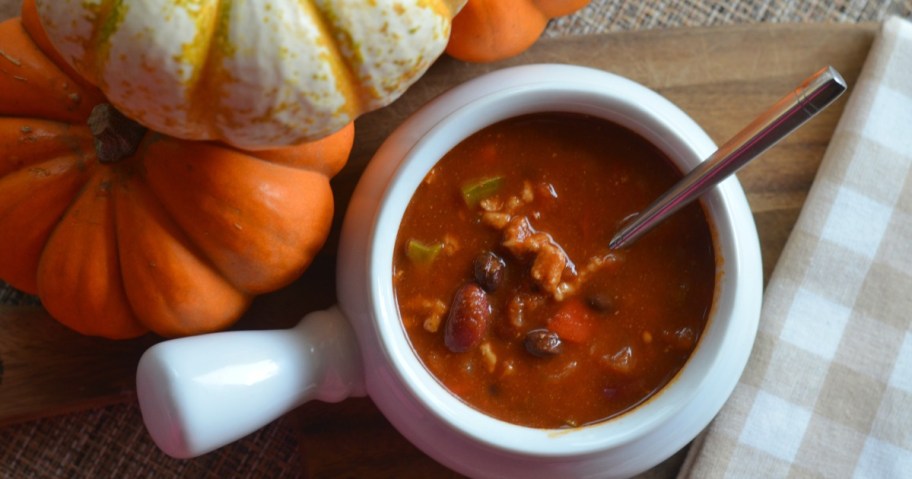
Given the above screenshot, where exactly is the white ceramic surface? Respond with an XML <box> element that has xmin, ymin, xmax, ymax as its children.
<box><xmin>136</xmin><ymin>64</ymin><xmax>763</xmax><ymax>478</ymax></box>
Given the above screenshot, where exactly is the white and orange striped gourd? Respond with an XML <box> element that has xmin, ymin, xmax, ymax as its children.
<box><xmin>34</xmin><ymin>0</ymin><xmax>465</xmax><ymax>149</ymax></box>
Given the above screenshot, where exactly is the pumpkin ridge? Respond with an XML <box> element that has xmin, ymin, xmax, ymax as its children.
<box><xmin>236</xmin><ymin>122</ymin><xmax>353</xmax><ymax>177</ymax></box>
<box><xmin>0</xmin><ymin>154</ymin><xmax>95</xmax><ymax>292</ymax></box>
<box><xmin>112</xmin><ymin>170</ymin><xmax>251</xmax><ymax>337</ymax></box>
<box><xmin>0</xmin><ymin>16</ymin><xmax>104</xmax><ymax>123</ymax></box>
<box><xmin>182</xmin><ymin>0</ymin><xmax>223</xmax><ymax>139</ymax></box>
<box><xmin>0</xmin><ymin>118</ymin><xmax>93</xmax><ymax>176</ymax></box>
<box><xmin>93</xmin><ymin>1</ymin><xmax>127</xmax><ymax>89</ymax></box>
<box><xmin>36</xmin><ymin>170</ymin><xmax>148</xmax><ymax>339</ymax></box>
<box><xmin>20</xmin><ymin>0</ymin><xmax>102</xmax><ymax>95</ymax></box>
<box><xmin>140</xmin><ymin>138</ymin><xmax>335</xmax><ymax>293</ymax></box>
<box><xmin>121</xmin><ymin>136</ymin><xmax>245</xmax><ymax>295</ymax></box>
<box><xmin>296</xmin><ymin>2</ymin><xmax>363</xmax><ymax>124</ymax></box>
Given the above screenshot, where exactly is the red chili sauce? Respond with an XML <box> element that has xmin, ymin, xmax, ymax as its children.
<box><xmin>392</xmin><ymin>112</ymin><xmax>717</xmax><ymax>428</ymax></box>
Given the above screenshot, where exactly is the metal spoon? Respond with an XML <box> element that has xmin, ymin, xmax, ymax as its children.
<box><xmin>609</xmin><ymin>66</ymin><xmax>847</xmax><ymax>250</ymax></box>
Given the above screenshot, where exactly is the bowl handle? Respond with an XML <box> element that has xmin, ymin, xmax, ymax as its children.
<box><xmin>135</xmin><ymin>306</ymin><xmax>365</xmax><ymax>458</ymax></box>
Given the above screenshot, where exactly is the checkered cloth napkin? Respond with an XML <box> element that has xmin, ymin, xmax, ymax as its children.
<box><xmin>679</xmin><ymin>16</ymin><xmax>912</xmax><ymax>478</ymax></box>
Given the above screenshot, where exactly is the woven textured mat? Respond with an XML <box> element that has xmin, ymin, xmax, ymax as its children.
<box><xmin>1</xmin><ymin>0</ymin><xmax>910</xmax><ymax>478</ymax></box>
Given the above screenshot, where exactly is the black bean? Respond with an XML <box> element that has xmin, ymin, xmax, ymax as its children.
<box><xmin>487</xmin><ymin>383</ymin><xmax>502</xmax><ymax>397</ymax></box>
<box><xmin>586</xmin><ymin>292</ymin><xmax>617</xmax><ymax>314</ymax></box>
<box><xmin>524</xmin><ymin>329</ymin><xmax>563</xmax><ymax>357</ymax></box>
<box><xmin>473</xmin><ymin>251</ymin><xmax>506</xmax><ymax>292</ymax></box>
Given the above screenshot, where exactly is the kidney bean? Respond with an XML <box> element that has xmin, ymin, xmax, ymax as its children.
<box><xmin>524</xmin><ymin>329</ymin><xmax>563</xmax><ymax>357</ymax></box>
<box><xmin>473</xmin><ymin>251</ymin><xmax>506</xmax><ymax>292</ymax></box>
<box><xmin>444</xmin><ymin>283</ymin><xmax>491</xmax><ymax>353</ymax></box>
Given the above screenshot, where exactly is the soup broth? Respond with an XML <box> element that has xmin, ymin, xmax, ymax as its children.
<box><xmin>393</xmin><ymin>112</ymin><xmax>717</xmax><ymax>428</ymax></box>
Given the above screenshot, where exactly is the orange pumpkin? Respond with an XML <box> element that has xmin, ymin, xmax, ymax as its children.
<box><xmin>0</xmin><ymin>3</ymin><xmax>353</xmax><ymax>339</ymax></box>
<box><xmin>446</xmin><ymin>0</ymin><xmax>590</xmax><ymax>63</ymax></box>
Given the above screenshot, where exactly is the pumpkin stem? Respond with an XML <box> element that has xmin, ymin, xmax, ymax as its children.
<box><xmin>88</xmin><ymin>103</ymin><xmax>147</xmax><ymax>164</ymax></box>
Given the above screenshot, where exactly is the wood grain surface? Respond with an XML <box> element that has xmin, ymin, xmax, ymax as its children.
<box><xmin>0</xmin><ymin>21</ymin><xmax>876</xmax><ymax>477</ymax></box>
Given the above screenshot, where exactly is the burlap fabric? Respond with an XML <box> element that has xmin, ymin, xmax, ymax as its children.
<box><xmin>2</xmin><ymin>1</ymin><xmax>911</xmax><ymax>478</ymax></box>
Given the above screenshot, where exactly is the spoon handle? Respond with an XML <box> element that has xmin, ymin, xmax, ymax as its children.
<box><xmin>609</xmin><ymin>66</ymin><xmax>847</xmax><ymax>250</ymax></box>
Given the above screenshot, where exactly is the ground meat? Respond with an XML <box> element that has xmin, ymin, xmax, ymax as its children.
<box><xmin>501</xmin><ymin>216</ymin><xmax>576</xmax><ymax>297</ymax></box>
<box><xmin>482</xmin><ymin>211</ymin><xmax>512</xmax><ymax>229</ymax></box>
<box><xmin>502</xmin><ymin>215</ymin><xmax>535</xmax><ymax>254</ymax></box>
<box><xmin>531</xmin><ymin>242</ymin><xmax>569</xmax><ymax>295</ymax></box>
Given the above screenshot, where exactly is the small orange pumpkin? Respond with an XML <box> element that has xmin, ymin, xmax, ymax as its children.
<box><xmin>0</xmin><ymin>3</ymin><xmax>353</xmax><ymax>339</ymax></box>
<box><xmin>446</xmin><ymin>0</ymin><xmax>591</xmax><ymax>63</ymax></box>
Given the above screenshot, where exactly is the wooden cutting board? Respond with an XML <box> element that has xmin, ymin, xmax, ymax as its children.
<box><xmin>0</xmin><ymin>20</ymin><xmax>876</xmax><ymax>477</ymax></box>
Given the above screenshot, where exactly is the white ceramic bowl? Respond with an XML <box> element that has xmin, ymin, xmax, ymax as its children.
<box><xmin>136</xmin><ymin>64</ymin><xmax>763</xmax><ymax>478</ymax></box>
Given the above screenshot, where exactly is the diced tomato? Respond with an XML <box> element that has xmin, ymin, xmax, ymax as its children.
<box><xmin>547</xmin><ymin>298</ymin><xmax>595</xmax><ymax>344</ymax></box>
